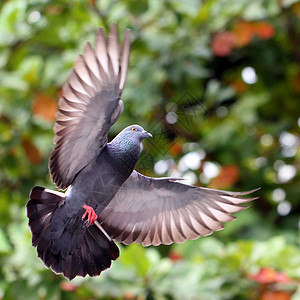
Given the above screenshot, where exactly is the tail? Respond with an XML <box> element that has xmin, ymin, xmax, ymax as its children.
<box><xmin>26</xmin><ymin>186</ymin><xmax>119</xmax><ymax>280</ymax></box>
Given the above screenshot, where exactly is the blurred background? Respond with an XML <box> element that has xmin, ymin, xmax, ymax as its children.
<box><xmin>0</xmin><ymin>0</ymin><xmax>300</xmax><ymax>299</ymax></box>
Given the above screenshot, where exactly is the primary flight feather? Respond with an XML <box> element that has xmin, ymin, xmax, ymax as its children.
<box><xmin>27</xmin><ymin>25</ymin><xmax>259</xmax><ymax>280</ymax></box>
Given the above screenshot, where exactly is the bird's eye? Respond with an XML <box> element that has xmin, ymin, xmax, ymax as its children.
<box><xmin>131</xmin><ymin>127</ymin><xmax>137</xmax><ymax>132</ymax></box>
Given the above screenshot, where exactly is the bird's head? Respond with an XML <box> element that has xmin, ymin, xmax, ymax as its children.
<box><xmin>119</xmin><ymin>125</ymin><xmax>152</xmax><ymax>141</ymax></box>
<box><xmin>109</xmin><ymin>125</ymin><xmax>152</xmax><ymax>159</ymax></box>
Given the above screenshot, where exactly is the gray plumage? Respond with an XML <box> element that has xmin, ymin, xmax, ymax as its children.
<box><xmin>100</xmin><ymin>171</ymin><xmax>258</xmax><ymax>246</ymax></box>
<box><xmin>50</xmin><ymin>24</ymin><xmax>130</xmax><ymax>190</ymax></box>
<box><xmin>26</xmin><ymin>25</ymin><xmax>259</xmax><ymax>281</ymax></box>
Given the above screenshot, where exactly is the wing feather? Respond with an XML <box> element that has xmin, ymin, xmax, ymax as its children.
<box><xmin>119</xmin><ymin>30</ymin><xmax>131</xmax><ymax>90</ymax></box>
<box><xmin>83</xmin><ymin>43</ymin><xmax>101</xmax><ymax>80</ymax></box>
<box><xmin>107</xmin><ymin>24</ymin><xmax>120</xmax><ymax>76</ymax></box>
<box><xmin>49</xmin><ymin>26</ymin><xmax>130</xmax><ymax>190</ymax></box>
<box><xmin>99</xmin><ymin>171</ymin><xmax>259</xmax><ymax>246</ymax></box>
<box><xmin>95</xmin><ymin>28</ymin><xmax>109</xmax><ymax>74</ymax></box>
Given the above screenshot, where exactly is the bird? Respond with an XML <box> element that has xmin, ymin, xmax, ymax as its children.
<box><xmin>26</xmin><ymin>24</ymin><xmax>259</xmax><ymax>280</ymax></box>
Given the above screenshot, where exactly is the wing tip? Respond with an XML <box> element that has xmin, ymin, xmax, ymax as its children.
<box><xmin>233</xmin><ymin>187</ymin><xmax>261</xmax><ymax>196</ymax></box>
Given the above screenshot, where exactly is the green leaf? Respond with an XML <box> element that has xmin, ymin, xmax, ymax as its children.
<box><xmin>119</xmin><ymin>244</ymin><xmax>151</xmax><ymax>276</ymax></box>
<box><xmin>0</xmin><ymin>228</ymin><xmax>12</xmax><ymax>253</ymax></box>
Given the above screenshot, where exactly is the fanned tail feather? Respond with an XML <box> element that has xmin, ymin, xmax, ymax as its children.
<box><xmin>27</xmin><ymin>186</ymin><xmax>119</xmax><ymax>280</ymax></box>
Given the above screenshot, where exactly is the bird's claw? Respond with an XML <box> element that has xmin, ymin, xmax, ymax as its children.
<box><xmin>82</xmin><ymin>205</ymin><xmax>97</xmax><ymax>227</ymax></box>
<box><xmin>82</xmin><ymin>219</ymin><xmax>91</xmax><ymax>227</ymax></box>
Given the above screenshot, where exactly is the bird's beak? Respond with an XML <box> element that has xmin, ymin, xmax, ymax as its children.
<box><xmin>142</xmin><ymin>130</ymin><xmax>152</xmax><ymax>138</ymax></box>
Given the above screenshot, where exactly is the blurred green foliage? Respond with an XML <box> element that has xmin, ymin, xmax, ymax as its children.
<box><xmin>0</xmin><ymin>0</ymin><xmax>300</xmax><ymax>299</ymax></box>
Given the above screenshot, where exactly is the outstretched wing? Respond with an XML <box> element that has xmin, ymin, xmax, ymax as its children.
<box><xmin>49</xmin><ymin>25</ymin><xmax>130</xmax><ymax>190</ymax></box>
<box><xmin>99</xmin><ymin>171</ymin><xmax>259</xmax><ymax>246</ymax></box>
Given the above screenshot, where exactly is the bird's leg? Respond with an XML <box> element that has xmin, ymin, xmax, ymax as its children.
<box><xmin>82</xmin><ymin>205</ymin><xmax>98</xmax><ymax>226</ymax></box>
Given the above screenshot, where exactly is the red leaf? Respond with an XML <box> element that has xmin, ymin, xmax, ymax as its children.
<box><xmin>212</xmin><ymin>32</ymin><xmax>235</xmax><ymax>57</ymax></box>
<box><xmin>261</xmin><ymin>291</ymin><xmax>291</xmax><ymax>300</ymax></box>
<box><xmin>253</xmin><ymin>22</ymin><xmax>275</xmax><ymax>40</ymax></box>
<box><xmin>21</xmin><ymin>138</ymin><xmax>42</xmax><ymax>165</ymax></box>
<box><xmin>275</xmin><ymin>272</ymin><xmax>291</xmax><ymax>283</ymax></box>
<box><xmin>249</xmin><ymin>267</ymin><xmax>291</xmax><ymax>284</ymax></box>
<box><xmin>232</xmin><ymin>21</ymin><xmax>274</xmax><ymax>48</ymax></box>
<box><xmin>169</xmin><ymin>141</ymin><xmax>183</xmax><ymax>156</ymax></box>
<box><xmin>209</xmin><ymin>165</ymin><xmax>239</xmax><ymax>189</ymax></box>
<box><xmin>168</xmin><ymin>251</ymin><xmax>183</xmax><ymax>262</ymax></box>
<box><xmin>60</xmin><ymin>281</ymin><xmax>77</xmax><ymax>292</ymax></box>
<box><xmin>123</xmin><ymin>292</ymin><xmax>136</xmax><ymax>300</ymax></box>
<box><xmin>33</xmin><ymin>93</ymin><xmax>57</xmax><ymax>122</ymax></box>
<box><xmin>233</xmin><ymin>21</ymin><xmax>254</xmax><ymax>47</ymax></box>
<box><xmin>230</xmin><ymin>79</ymin><xmax>248</xmax><ymax>94</ymax></box>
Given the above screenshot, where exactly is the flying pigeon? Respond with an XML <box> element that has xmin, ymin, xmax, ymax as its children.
<box><xmin>26</xmin><ymin>24</ymin><xmax>258</xmax><ymax>280</ymax></box>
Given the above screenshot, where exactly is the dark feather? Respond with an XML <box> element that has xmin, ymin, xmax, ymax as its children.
<box><xmin>27</xmin><ymin>186</ymin><xmax>119</xmax><ymax>280</ymax></box>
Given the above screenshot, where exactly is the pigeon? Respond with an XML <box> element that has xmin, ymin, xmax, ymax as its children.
<box><xmin>26</xmin><ymin>24</ymin><xmax>259</xmax><ymax>280</ymax></box>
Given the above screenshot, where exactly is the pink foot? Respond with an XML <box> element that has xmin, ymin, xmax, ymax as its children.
<box><xmin>82</xmin><ymin>205</ymin><xmax>97</xmax><ymax>226</ymax></box>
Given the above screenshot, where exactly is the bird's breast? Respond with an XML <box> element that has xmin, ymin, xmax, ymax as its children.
<box><xmin>106</xmin><ymin>142</ymin><xmax>140</xmax><ymax>173</ymax></box>
<box><xmin>65</xmin><ymin>145</ymin><xmax>136</xmax><ymax>217</ymax></box>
